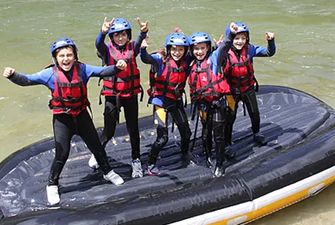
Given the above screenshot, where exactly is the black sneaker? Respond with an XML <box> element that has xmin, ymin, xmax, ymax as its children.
<box><xmin>181</xmin><ymin>152</ymin><xmax>197</xmax><ymax>167</ymax></box>
<box><xmin>147</xmin><ymin>164</ymin><xmax>161</xmax><ymax>176</ymax></box>
<box><xmin>224</xmin><ymin>145</ymin><xmax>236</xmax><ymax>159</ymax></box>
<box><xmin>253</xmin><ymin>132</ymin><xmax>267</xmax><ymax>145</ymax></box>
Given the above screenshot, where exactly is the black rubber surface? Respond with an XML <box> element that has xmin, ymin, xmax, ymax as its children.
<box><xmin>1</xmin><ymin>85</ymin><xmax>335</xmax><ymax>225</ymax></box>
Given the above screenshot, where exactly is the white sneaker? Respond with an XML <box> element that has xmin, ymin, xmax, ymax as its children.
<box><xmin>88</xmin><ymin>154</ymin><xmax>99</xmax><ymax>169</ymax></box>
<box><xmin>103</xmin><ymin>170</ymin><xmax>124</xmax><ymax>186</ymax></box>
<box><xmin>46</xmin><ymin>185</ymin><xmax>60</xmax><ymax>206</ymax></box>
<box><xmin>131</xmin><ymin>158</ymin><xmax>143</xmax><ymax>178</ymax></box>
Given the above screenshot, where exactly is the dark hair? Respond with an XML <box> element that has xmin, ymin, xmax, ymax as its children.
<box><xmin>53</xmin><ymin>45</ymin><xmax>78</xmax><ymax>60</ymax></box>
<box><xmin>166</xmin><ymin>45</ymin><xmax>188</xmax><ymax>60</ymax></box>
<box><xmin>109</xmin><ymin>30</ymin><xmax>132</xmax><ymax>43</ymax></box>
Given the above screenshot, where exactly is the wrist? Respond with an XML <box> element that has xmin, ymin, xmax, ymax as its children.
<box><xmin>100</xmin><ymin>29</ymin><xmax>108</xmax><ymax>35</ymax></box>
<box><xmin>7</xmin><ymin>72</ymin><xmax>16</xmax><ymax>79</ymax></box>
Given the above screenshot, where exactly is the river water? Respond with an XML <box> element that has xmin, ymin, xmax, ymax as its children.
<box><xmin>0</xmin><ymin>0</ymin><xmax>334</xmax><ymax>224</ymax></box>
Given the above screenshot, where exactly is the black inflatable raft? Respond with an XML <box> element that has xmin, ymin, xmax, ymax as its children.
<box><xmin>1</xmin><ymin>85</ymin><xmax>335</xmax><ymax>225</ymax></box>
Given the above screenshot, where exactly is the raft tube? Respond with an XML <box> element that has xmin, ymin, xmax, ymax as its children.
<box><xmin>1</xmin><ymin>85</ymin><xmax>335</xmax><ymax>225</ymax></box>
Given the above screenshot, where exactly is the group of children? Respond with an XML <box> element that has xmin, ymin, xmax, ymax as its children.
<box><xmin>2</xmin><ymin>17</ymin><xmax>275</xmax><ymax>206</ymax></box>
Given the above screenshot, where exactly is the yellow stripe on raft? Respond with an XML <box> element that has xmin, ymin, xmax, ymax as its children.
<box><xmin>209</xmin><ymin>175</ymin><xmax>335</xmax><ymax>225</ymax></box>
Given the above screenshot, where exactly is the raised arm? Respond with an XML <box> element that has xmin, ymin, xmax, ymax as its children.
<box><xmin>133</xmin><ymin>17</ymin><xmax>149</xmax><ymax>56</ymax></box>
<box><xmin>95</xmin><ymin>17</ymin><xmax>115</xmax><ymax>64</ymax></box>
<box><xmin>140</xmin><ymin>41</ymin><xmax>156</xmax><ymax>65</ymax></box>
<box><xmin>212</xmin><ymin>22</ymin><xmax>238</xmax><ymax>74</ymax></box>
<box><xmin>140</xmin><ymin>45</ymin><xmax>163</xmax><ymax>75</ymax></box>
<box><xmin>3</xmin><ymin>67</ymin><xmax>52</xmax><ymax>87</ymax></box>
<box><xmin>254</xmin><ymin>32</ymin><xmax>276</xmax><ymax>57</ymax></box>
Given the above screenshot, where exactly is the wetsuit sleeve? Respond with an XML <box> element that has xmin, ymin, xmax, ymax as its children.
<box><xmin>95</xmin><ymin>32</ymin><xmax>109</xmax><ymax>65</ymax></box>
<box><xmin>133</xmin><ymin>31</ymin><xmax>148</xmax><ymax>56</ymax></box>
<box><xmin>140</xmin><ymin>48</ymin><xmax>162</xmax><ymax>75</ymax></box>
<box><xmin>212</xmin><ymin>32</ymin><xmax>234</xmax><ymax>75</ymax></box>
<box><xmin>99</xmin><ymin>66</ymin><xmax>121</xmax><ymax>77</ymax></box>
<box><xmin>82</xmin><ymin>64</ymin><xmax>120</xmax><ymax>80</ymax></box>
<box><xmin>8</xmin><ymin>68</ymin><xmax>54</xmax><ymax>88</ymax></box>
<box><xmin>252</xmin><ymin>39</ymin><xmax>276</xmax><ymax>57</ymax></box>
<box><xmin>8</xmin><ymin>73</ymin><xmax>38</xmax><ymax>86</ymax></box>
<box><xmin>140</xmin><ymin>47</ymin><xmax>157</xmax><ymax>65</ymax></box>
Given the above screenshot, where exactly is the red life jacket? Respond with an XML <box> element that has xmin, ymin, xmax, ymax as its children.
<box><xmin>101</xmin><ymin>42</ymin><xmax>141</xmax><ymax>98</ymax></box>
<box><xmin>189</xmin><ymin>59</ymin><xmax>230</xmax><ymax>102</ymax></box>
<box><xmin>223</xmin><ymin>45</ymin><xmax>255</xmax><ymax>93</ymax></box>
<box><xmin>49</xmin><ymin>63</ymin><xmax>89</xmax><ymax>117</ymax></box>
<box><xmin>149</xmin><ymin>58</ymin><xmax>187</xmax><ymax>101</ymax></box>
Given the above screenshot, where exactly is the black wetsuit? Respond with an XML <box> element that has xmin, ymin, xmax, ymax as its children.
<box><xmin>95</xmin><ymin>31</ymin><xmax>147</xmax><ymax>160</ymax></box>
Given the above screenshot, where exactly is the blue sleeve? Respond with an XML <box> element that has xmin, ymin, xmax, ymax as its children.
<box><xmin>95</xmin><ymin>32</ymin><xmax>109</xmax><ymax>65</ymax></box>
<box><xmin>81</xmin><ymin>64</ymin><xmax>119</xmax><ymax>83</ymax></box>
<box><xmin>140</xmin><ymin>48</ymin><xmax>164</xmax><ymax>76</ymax></box>
<box><xmin>249</xmin><ymin>39</ymin><xmax>276</xmax><ymax>58</ymax></box>
<box><xmin>209</xmin><ymin>54</ymin><xmax>219</xmax><ymax>75</ymax></box>
<box><xmin>9</xmin><ymin>68</ymin><xmax>55</xmax><ymax>90</ymax></box>
<box><xmin>140</xmin><ymin>47</ymin><xmax>155</xmax><ymax>64</ymax></box>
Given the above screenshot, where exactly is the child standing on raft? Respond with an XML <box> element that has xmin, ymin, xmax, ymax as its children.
<box><xmin>89</xmin><ymin>17</ymin><xmax>148</xmax><ymax>179</ymax></box>
<box><xmin>3</xmin><ymin>38</ymin><xmax>124</xmax><ymax>206</ymax></box>
<box><xmin>222</xmin><ymin>22</ymin><xmax>275</xmax><ymax>149</ymax></box>
<box><xmin>140</xmin><ymin>32</ymin><xmax>192</xmax><ymax>175</ymax></box>
<box><xmin>188</xmin><ymin>23</ymin><xmax>238</xmax><ymax>177</ymax></box>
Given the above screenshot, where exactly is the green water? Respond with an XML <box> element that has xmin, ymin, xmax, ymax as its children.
<box><xmin>1</xmin><ymin>0</ymin><xmax>335</xmax><ymax>224</ymax></box>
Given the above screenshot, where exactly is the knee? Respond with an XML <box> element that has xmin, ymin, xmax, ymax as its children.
<box><xmin>104</xmin><ymin>103</ymin><xmax>118</xmax><ymax>118</ymax></box>
<box><xmin>213</xmin><ymin>120</ymin><xmax>224</xmax><ymax>131</ymax></box>
<box><xmin>154</xmin><ymin>134</ymin><xmax>168</xmax><ymax>148</ymax></box>
<box><xmin>201</xmin><ymin>132</ymin><xmax>208</xmax><ymax>143</ymax></box>
<box><xmin>54</xmin><ymin>159</ymin><xmax>66</xmax><ymax>167</ymax></box>
<box><xmin>213</xmin><ymin>124</ymin><xmax>224</xmax><ymax>143</ymax></box>
<box><xmin>201</xmin><ymin>127</ymin><xmax>209</xmax><ymax>143</ymax></box>
<box><xmin>154</xmin><ymin>127</ymin><xmax>168</xmax><ymax>148</ymax></box>
<box><xmin>179</xmin><ymin>122</ymin><xmax>191</xmax><ymax>140</ymax></box>
<box><xmin>226</xmin><ymin>110</ymin><xmax>236</xmax><ymax>122</ymax></box>
<box><xmin>214</xmin><ymin>134</ymin><xmax>224</xmax><ymax>144</ymax></box>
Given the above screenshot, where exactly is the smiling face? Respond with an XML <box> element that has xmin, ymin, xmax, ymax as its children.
<box><xmin>112</xmin><ymin>30</ymin><xmax>129</xmax><ymax>46</ymax></box>
<box><xmin>55</xmin><ymin>47</ymin><xmax>75</xmax><ymax>71</ymax></box>
<box><xmin>170</xmin><ymin>45</ymin><xmax>186</xmax><ymax>61</ymax></box>
<box><xmin>192</xmin><ymin>42</ymin><xmax>209</xmax><ymax>61</ymax></box>
<box><xmin>233</xmin><ymin>32</ymin><xmax>248</xmax><ymax>50</ymax></box>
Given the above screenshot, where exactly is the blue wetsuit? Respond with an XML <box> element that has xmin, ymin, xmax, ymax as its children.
<box><xmin>8</xmin><ymin>63</ymin><xmax>119</xmax><ymax>185</ymax></box>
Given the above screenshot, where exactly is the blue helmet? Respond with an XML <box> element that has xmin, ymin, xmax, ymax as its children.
<box><xmin>188</xmin><ymin>32</ymin><xmax>212</xmax><ymax>47</ymax></box>
<box><xmin>225</xmin><ymin>22</ymin><xmax>250</xmax><ymax>41</ymax></box>
<box><xmin>108</xmin><ymin>18</ymin><xmax>132</xmax><ymax>40</ymax></box>
<box><xmin>165</xmin><ymin>32</ymin><xmax>189</xmax><ymax>47</ymax></box>
<box><xmin>50</xmin><ymin>37</ymin><xmax>78</xmax><ymax>59</ymax></box>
